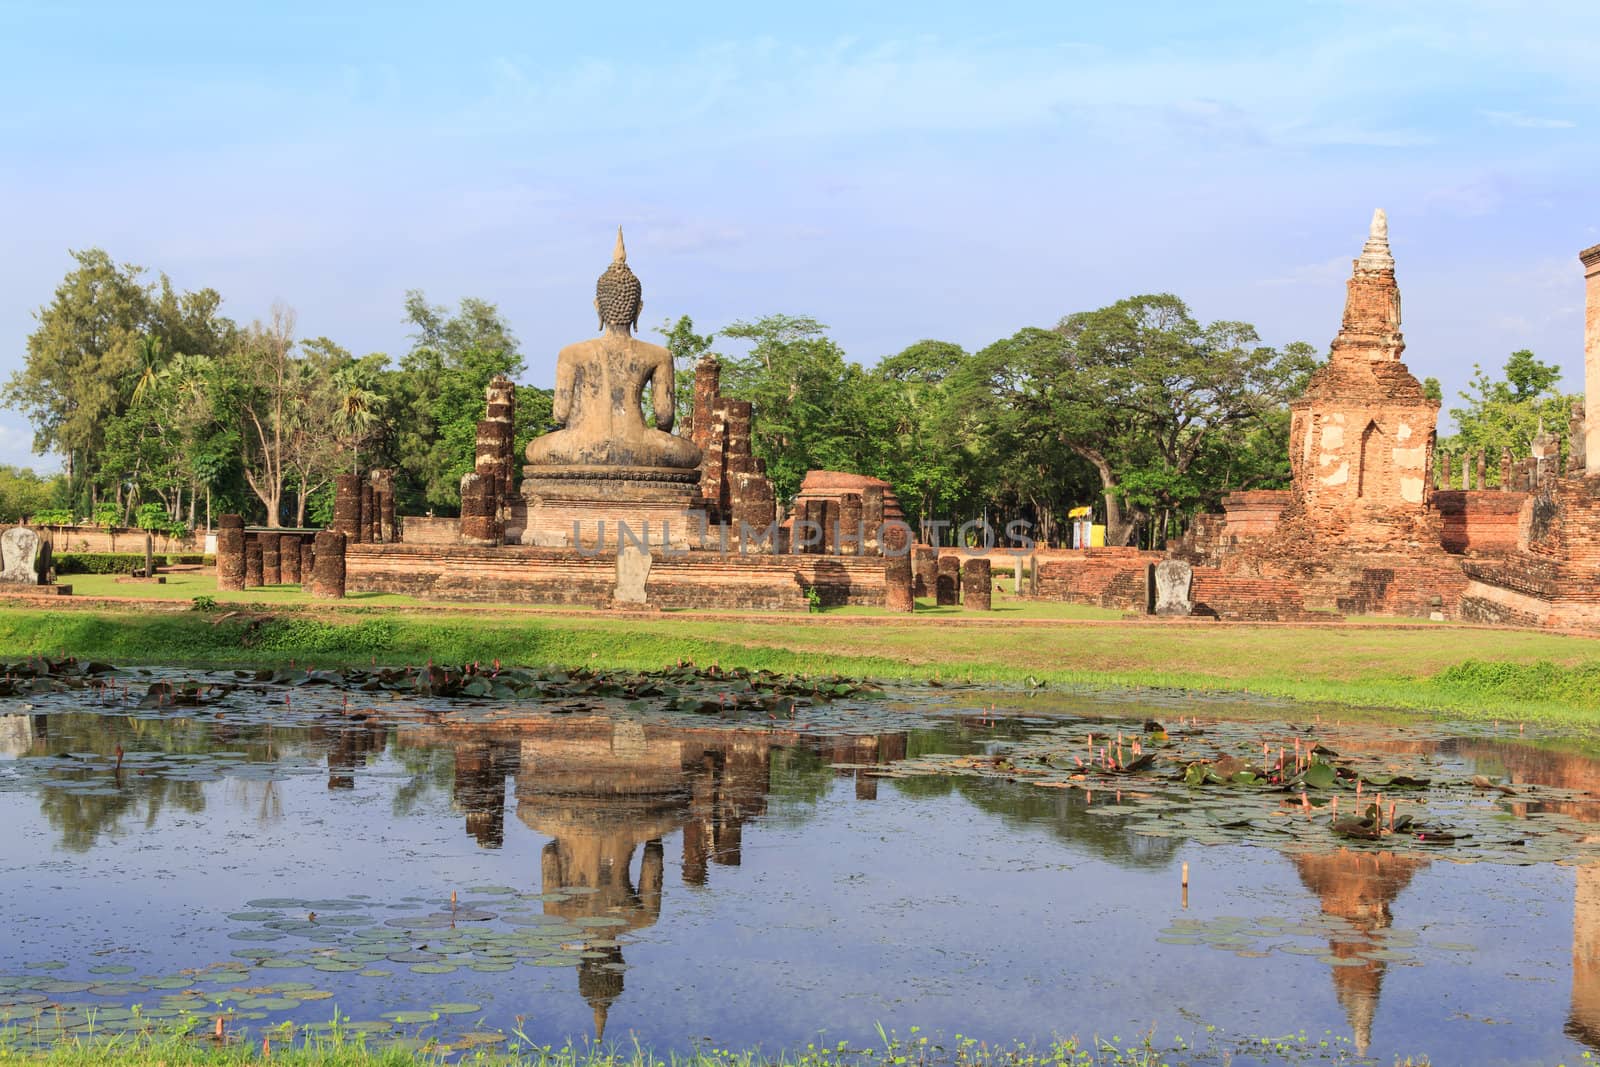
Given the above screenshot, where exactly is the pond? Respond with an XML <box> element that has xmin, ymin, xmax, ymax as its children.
<box><xmin>2</xmin><ymin>663</ymin><xmax>1599</xmax><ymax>1065</ymax></box>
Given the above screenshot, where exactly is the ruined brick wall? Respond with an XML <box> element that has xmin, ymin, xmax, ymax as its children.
<box><xmin>399</xmin><ymin>516</ymin><xmax>463</xmax><ymax>545</ymax></box>
<box><xmin>691</xmin><ymin>357</ymin><xmax>778</xmax><ymax>534</ymax></box>
<box><xmin>1583</xmin><ymin>244</ymin><xmax>1600</xmax><ymax>471</ymax></box>
<box><xmin>785</xmin><ymin>471</ymin><xmax>908</xmax><ymax>555</ymax></box>
<box><xmin>1434</xmin><ymin>490</ymin><xmax>1528</xmax><ymax>555</ymax></box>
<box><xmin>1189</xmin><ymin>569</ymin><xmax>1323</xmax><ymax>621</ymax></box>
<box><xmin>344</xmin><ymin>544</ymin><xmax>887</xmax><ymax>610</ymax></box>
<box><xmin>1222</xmin><ymin>491</ymin><xmax>1292</xmax><ymax>539</ymax></box>
<box><xmin>1034</xmin><ymin>548</ymin><xmax>1159</xmax><ymax>611</ymax></box>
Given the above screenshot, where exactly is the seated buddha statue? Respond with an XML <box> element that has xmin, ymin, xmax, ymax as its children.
<box><xmin>525</xmin><ymin>229</ymin><xmax>701</xmax><ymax>470</ymax></box>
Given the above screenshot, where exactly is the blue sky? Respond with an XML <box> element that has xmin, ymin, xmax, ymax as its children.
<box><xmin>1</xmin><ymin>1</ymin><xmax>1597</xmax><ymax>469</ymax></box>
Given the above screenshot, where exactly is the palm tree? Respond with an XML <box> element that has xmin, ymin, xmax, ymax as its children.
<box><xmin>331</xmin><ymin>366</ymin><xmax>386</xmax><ymax>472</ymax></box>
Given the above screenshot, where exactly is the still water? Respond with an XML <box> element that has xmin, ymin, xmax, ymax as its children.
<box><xmin>1</xmin><ymin>673</ymin><xmax>1598</xmax><ymax>1065</ymax></box>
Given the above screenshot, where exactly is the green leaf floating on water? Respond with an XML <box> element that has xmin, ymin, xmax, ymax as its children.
<box><xmin>1302</xmin><ymin>762</ymin><xmax>1337</xmax><ymax>790</ymax></box>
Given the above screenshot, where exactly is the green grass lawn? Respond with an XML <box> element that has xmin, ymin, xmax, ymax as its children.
<box><xmin>5</xmin><ymin>579</ymin><xmax>1600</xmax><ymax>723</ymax></box>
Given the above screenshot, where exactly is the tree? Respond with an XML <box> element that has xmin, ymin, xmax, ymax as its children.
<box><xmin>1442</xmin><ymin>349</ymin><xmax>1578</xmax><ymax>481</ymax></box>
<box><xmin>5</xmin><ymin>250</ymin><xmax>153</xmax><ymax>503</ymax></box>
<box><xmin>393</xmin><ymin>292</ymin><xmax>524</xmax><ymax>513</ymax></box>
<box><xmin>716</xmin><ymin>315</ymin><xmax>891</xmax><ymax>501</ymax></box>
<box><xmin>974</xmin><ymin>296</ymin><xmax>1316</xmax><ymax>546</ymax></box>
<box><xmin>226</xmin><ymin>304</ymin><xmax>299</xmax><ymax>526</ymax></box>
<box><xmin>656</xmin><ymin>315</ymin><xmax>717</xmax><ymax>427</ymax></box>
<box><xmin>0</xmin><ymin>466</ymin><xmax>67</xmax><ymax>522</ymax></box>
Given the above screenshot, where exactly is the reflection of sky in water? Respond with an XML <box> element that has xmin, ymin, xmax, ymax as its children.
<box><xmin>0</xmin><ymin>702</ymin><xmax>1595</xmax><ymax>1065</ymax></box>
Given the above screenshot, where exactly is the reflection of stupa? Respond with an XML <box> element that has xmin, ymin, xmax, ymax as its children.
<box><xmin>1292</xmin><ymin>849</ymin><xmax>1427</xmax><ymax>1057</ymax></box>
<box><xmin>0</xmin><ymin>712</ymin><xmax>38</xmax><ymax>758</ymax></box>
<box><xmin>1569</xmin><ymin>860</ymin><xmax>1600</xmax><ymax>1048</ymax></box>
<box><xmin>1361</xmin><ymin>735</ymin><xmax>1600</xmax><ymax>1052</ymax></box>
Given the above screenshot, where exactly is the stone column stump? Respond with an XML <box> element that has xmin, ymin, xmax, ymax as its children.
<box><xmin>299</xmin><ymin>540</ymin><xmax>315</xmax><ymax>587</ymax></box>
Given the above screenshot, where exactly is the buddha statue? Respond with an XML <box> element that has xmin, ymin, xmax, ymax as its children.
<box><xmin>525</xmin><ymin>229</ymin><xmax>701</xmax><ymax>470</ymax></box>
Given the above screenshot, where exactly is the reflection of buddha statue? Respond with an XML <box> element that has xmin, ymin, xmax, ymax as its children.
<box><xmin>525</xmin><ymin>229</ymin><xmax>700</xmax><ymax>472</ymax></box>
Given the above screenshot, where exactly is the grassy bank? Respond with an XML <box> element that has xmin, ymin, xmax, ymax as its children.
<box><xmin>0</xmin><ymin>1025</ymin><xmax>1407</xmax><ymax>1067</ymax></box>
<box><xmin>3</xmin><ymin>601</ymin><xmax>1600</xmax><ymax>727</ymax></box>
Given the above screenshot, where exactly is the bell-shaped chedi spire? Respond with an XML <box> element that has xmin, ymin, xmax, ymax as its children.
<box><xmin>1356</xmin><ymin>208</ymin><xmax>1395</xmax><ymax>273</ymax></box>
<box><xmin>1331</xmin><ymin>208</ymin><xmax>1405</xmax><ymax>364</ymax></box>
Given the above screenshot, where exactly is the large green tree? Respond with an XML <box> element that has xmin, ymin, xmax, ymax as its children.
<box><xmin>974</xmin><ymin>295</ymin><xmax>1316</xmax><ymax>546</ymax></box>
<box><xmin>392</xmin><ymin>292</ymin><xmax>525</xmax><ymax>513</ymax></box>
<box><xmin>1441</xmin><ymin>349</ymin><xmax>1579</xmax><ymax>482</ymax></box>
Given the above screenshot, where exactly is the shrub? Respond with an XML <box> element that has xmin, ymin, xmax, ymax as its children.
<box><xmin>54</xmin><ymin>553</ymin><xmax>144</xmax><ymax>575</ymax></box>
<box><xmin>248</xmin><ymin>618</ymin><xmax>399</xmax><ymax>655</ymax></box>
<box><xmin>29</xmin><ymin>508</ymin><xmax>74</xmax><ymax>526</ymax></box>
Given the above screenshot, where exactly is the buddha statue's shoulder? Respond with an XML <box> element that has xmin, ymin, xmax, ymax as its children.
<box><xmin>558</xmin><ymin>337</ymin><xmax>605</xmax><ymax>361</ymax></box>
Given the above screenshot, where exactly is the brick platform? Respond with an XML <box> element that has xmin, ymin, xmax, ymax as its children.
<box><xmin>345</xmin><ymin>544</ymin><xmax>888</xmax><ymax>611</ymax></box>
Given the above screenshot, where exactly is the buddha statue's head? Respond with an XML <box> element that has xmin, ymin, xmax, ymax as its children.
<box><xmin>596</xmin><ymin>227</ymin><xmax>642</xmax><ymax>333</ymax></box>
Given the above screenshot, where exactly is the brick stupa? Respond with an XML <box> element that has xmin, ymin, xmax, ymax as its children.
<box><xmin>1286</xmin><ymin>208</ymin><xmax>1440</xmax><ymax>545</ymax></box>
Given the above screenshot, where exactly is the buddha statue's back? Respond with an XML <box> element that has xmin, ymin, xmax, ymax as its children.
<box><xmin>525</xmin><ymin>229</ymin><xmax>700</xmax><ymax>472</ymax></box>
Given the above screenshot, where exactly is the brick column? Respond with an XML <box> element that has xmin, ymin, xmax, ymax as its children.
<box><xmin>280</xmin><ymin>534</ymin><xmax>301</xmax><ymax>584</ymax></box>
<box><xmin>883</xmin><ymin>524</ymin><xmax>914</xmax><ymax>612</ymax></box>
<box><xmin>299</xmin><ymin>540</ymin><xmax>315</xmax><ymax>586</ymax></box>
<box><xmin>216</xmin><ymin>515</ymin><xmax>245</xmax><ymax>591</ymax></box>
<box><xmin>244</xmin><ymin>535</ymin><xmax>263</xmax><ymax>588</ymax></box>
<box><xmin>359</xmin><ymin>482</ymin><xmax>374</xmax><ymax>544</ymax></box>
<box><xmin>461</xmin><ymin>471</ymin><xmax>501</xmax><ymax>545</ymax></box>
<box><xmin>936</xmin><ymin>554</ymin><xmax>961</xmax><ymax>606</ymax></box>
<box><xmin>311</xmin><ymin>531</ymin><xmax>346</xmax><ymax>599</ymax></box>
<box><xmin>861</xmin><ymin>485</ymin><xmax>884</xmax><ymax>555</ymax></box>
<box><xmin>260</xmin><ymin>531</ymin><xmax>281</xmax><ymax>585</ymax></box>
<box><xmin>1584</xmin><ymin>243</ymin><xmax>1600</xmax><ymax>473</ymax></box>
<box><xmin>912</xmin><ymin>545</ymin><xmax>937</xmax><ymax>598</ymax></box>
<box><xmin>961</xmin><ymin>557</ymin><xmax>992</xmax><ymax>610</ymax></box>
<box><xmin>332</xmin><ymin>474</ymin><xmax>362</xmax><ymax>540</ymax></box>
<box><xmin>691</xmin><ymin>355</ymin><xmax>721</xmax><ymax>452</ymax></box>
<box><xmin>837</xmin><ymin>494</ymin><xmax>862</xmax><ymax>556</ymax></box>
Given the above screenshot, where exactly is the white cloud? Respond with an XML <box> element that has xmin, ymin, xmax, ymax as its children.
<box><xmin>1258</xmin><ymin>257</ymin><xmax>1350</xmax><ymax>288</ymax></box>
<box><xmin>1481</xmin><ymin>109</ymin><xmax>1576</xmax><ymax>129</ymax></box>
